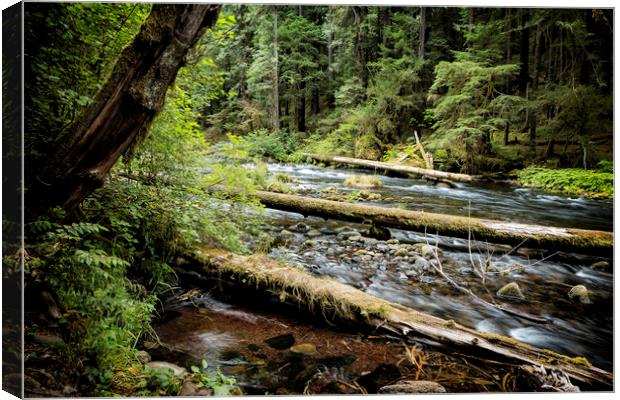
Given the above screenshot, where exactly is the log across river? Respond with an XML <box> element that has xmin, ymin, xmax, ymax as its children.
<box><xmin>251</xmin><ymin>190</ymin><xmax>612</xmax><ymax>257</ymax></box>
<box><xmin>187</xmin><ymin>247</ymin><xmax>613</xmax><ymax>389</ymax></box>
<box><xmin>303</xmin><ymin>153</ymin><xmax>478</xmax><ymax>183</ymax></box>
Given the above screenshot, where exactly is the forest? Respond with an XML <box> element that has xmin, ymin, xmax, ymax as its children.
<box><xmin>2</xmin><ymin>2</ymin><xmax>614</xmax><ymax>397</ymax></box>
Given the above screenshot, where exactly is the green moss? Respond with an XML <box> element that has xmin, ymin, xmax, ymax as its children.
<box><xmin>517</xmin><ymin>166</ymin><xmax>613</xmax><ymax>199</ymax></box>
<box><xmin>541</xmin><ymin>349</ymin><xmax>592</xmax><ymax>368</ymax></box>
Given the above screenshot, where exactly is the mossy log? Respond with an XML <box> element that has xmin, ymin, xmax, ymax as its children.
<box><xmin>187</xmin><ymin>247</ymin><xmax>612</xmax><ymax>389</ymax></box>
<box><xmin>252</xmin><ymin>190</ymin><xmax>612</xmax><ymax>257</ymax></box>
<box><xmin>303</xmin><ymin>153</ymin><xmax>477</xmax><ymax>183</ymax></box>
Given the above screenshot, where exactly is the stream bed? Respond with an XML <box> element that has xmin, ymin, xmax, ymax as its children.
<box><xmin>154</xmin><ymin>161</ymin><xmax>613</xmax><ymax>393</ymax></box>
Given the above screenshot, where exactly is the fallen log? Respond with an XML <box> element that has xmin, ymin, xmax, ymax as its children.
<box><xmin>251</xmin><ymin>190</ymin><xmax>612</xmax><ymax>257</ymax></box>
<box><xmin>187</xmin><ymin>247</ymin><xmax>613</xmax><ymax>389</ymax></box>
<box><xmin>303</xmin><ymin>153</ymin><xmax>477</xmax><ymax>183</ymax></box>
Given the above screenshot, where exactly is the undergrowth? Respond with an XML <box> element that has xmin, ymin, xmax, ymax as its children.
<box><xmin>517</xmin><ymin>163</ymin><xmax>613</xmax><ymax>199</ymax></box>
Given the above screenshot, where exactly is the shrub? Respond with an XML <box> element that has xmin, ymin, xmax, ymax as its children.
<box><xmin>517</xmin><ymin>166</ymin><xmax>613</xmax><ymax>199</ymax></box>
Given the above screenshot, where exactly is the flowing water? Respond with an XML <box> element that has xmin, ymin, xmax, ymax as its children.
<box><xmin>258</xmin><ymin>163</ymin><xmax>613</xmax><ymax>370</ymax></box>
<box><xmin>156</xmin><ymin>161</ymin><xmax>613</xmax><ymax>392</ymax></box>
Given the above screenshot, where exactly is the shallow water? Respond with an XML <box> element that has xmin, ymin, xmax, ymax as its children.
<box><xmin>256</xmin><ymin>162</ymin><xmax>613</xmax><ymax>370</ymax></box>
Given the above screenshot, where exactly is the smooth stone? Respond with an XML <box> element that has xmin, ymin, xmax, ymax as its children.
<box><xmin>386</xmin><ymin>239</ymin><xmax>400</xmax><ymax>245</ymax></box>
<box><xmin>304</xmin><ymin>240</ymin><xmax>317</xmax><ymax>247</ymax></box>
<box><xmin>378</xmin><ymin>380</ymin><xmax>447</xmax><ymax>394</ymax></box>
<box><xmin>394</xmin><ymin>248</ymin><xmax>409</xmax><ymax>257</ymax></box>
<box><xmin>280</xmin><ymin>229</ymin><xmax>294</xmax><ymax>235</ymax></box>
<box><xmin>290</xmin><ymin>343</ymin><xmax>317</xmax><ymax>354</ymax></box>
<box><xmin>292</xmin><ymin>223</ymin><xmax>310</xmax><ymax>233</ymax></box>
<box><xmin>146</xmin><ymin>361</ymin><xmax>186</xmax><ymax>375</ymax></box>
<box><xmin>367</xmin><ymin>225</ymin><xmax>391</xmax><ymax>240</ymax></box>
<box><xmin>568</xmin><ymin>285</ymin><xmax>592</xmax><ymax>304</ymax></box>
<box><xmin>307</xmin><ymin>229</ymin><xmax>322</xmax><ymax>237</ymax></box>
<box><xmin>496</xmin><ymin>282</ymin><xmax>525</xmax><ymax>300</ymax></box>
<box><xmin>413</xmin><ymin>256</ymin><xmax>431</xmax><ymax>271</ymax></box>
<box><xmin>264</xmin><ymin>333</ymin><xmax>295</xmax><ymax>350</ymax></box>
<box><xmin>590</xmin><ymin>260</ymin><xmax>609</xmax><ymax>271</ymax></box>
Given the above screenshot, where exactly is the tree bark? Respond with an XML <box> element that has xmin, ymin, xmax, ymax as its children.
<box><xmin>247</xmin><ymin>190</ymin><xmax>612</xmax><ymax>257</ymax></box>
<box><xmin>297</xmin><ymin>81</ymin><xmax>306</xmax><ymax>132</ymax></box>
<box><xmin>303</xmin><ymin>153</ymin><xmax>476</xmax><ymax>183</ymax></box>
<box><xmin>272</xmin><ymin>6</ymin><xmax>280</xmax><ymax>131</ymax></box>
<box><xmin>418</xmin><ymin>7</ymin><xmax>427</xmax><ymax>59</ymax></box>
<box><xmin>188</xmin><ymin>247</ymin><xmax>612</xmax><ymax>390</ymax></box>
<box><xmin>518</xmin><ymin>9</ymin><xmax>530</xmax><ymax>96</ymax></box>
<box><xmin>33</xmin><ymin>4</ymin><xmax>221</xmax><ymax>213</ymax></box>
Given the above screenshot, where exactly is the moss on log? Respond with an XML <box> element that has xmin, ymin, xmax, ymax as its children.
<box><xmin>188</xmin><ymin>247</ymin><xmax>612</xmax><ymax>389</ymax></box>
<box><xmin>303</xmin><ymin>153</ymin><xmax>477</xmax><ymax>183</ymax></box>
<box><xmin>252</xmin><ymin>190</ymin><xmax>612</xmax><ymax>257</ymax></box>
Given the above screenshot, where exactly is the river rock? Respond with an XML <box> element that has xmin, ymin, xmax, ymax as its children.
<box><xmin>413</xmin><ymin>256</ymin><xmax>431</xmax><ymax>272</ymax></box>
<box><xmin>279</xmin><ymin>229</ymin><xmax>294</xmax><ymax>235</ymax></box>
<box><xmin>412</xmin><ymin>243</ymin><xmax>442</xmax><ymax>258</ymax></box>
<box><xmin>146</xmin><ymin>361</ymin><xmax>186</xmax><ymax>375</ymax></box>
<box><xmin>367</xmin><ymin>225</ymin><xmax>391</xmax><ymax>240</ymax></box>
<box><xmin>568</xmin><ymin>285</ymin><xmax>592</xmax><ymax>304</ymax></box>
<box><xmin>179</xmin><ymin>379</ymin><xmax>213</xmax><ymax>396</ymax></box>
<box><xmin>304</xmin><ymin>239</ymin><xmax>317</xmax><ymax>247</ymax></box>
<box><xmin>307</xmin><ymin>229</ymin><xmax>322</xmax><ymax>238</ymax></box>
<box><xmin>386</xmin><ymin>239</ymin><xmax>399</xmax><ymax>245</ymax></box>
<box><xmin>496</xmin><ymin>282</ymin><xmax>525</xmax><ymax>300</ymax></box>
<box><xmin>590</xmin><ymin>260</ymin><xmax>609</xmax><ymax>271</ymax></box>
<box><xmin>291</xmin><ymin>223</ymin><xmax>311</xmax><ymax>233</ymax></box>
<box><xmin>378</xmin><ymin>380</ymin><xmax>447</xmax><ymax>394</ymax></box>
<box><xmin>265</xmin><ymin>333</ymin><xmax>295</xmax><ymax>350</ymax></box>
<box><xmin>393</xmin><ymin>247</ymin><xmax>409</xmax><ymax>257</ymax></box>
<box><xmin>290</xmin><ymin>343</ymin><xmax>317</xmax><ymax>355</ymax></box>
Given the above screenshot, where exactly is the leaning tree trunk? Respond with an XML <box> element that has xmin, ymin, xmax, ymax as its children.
<box><xmin>32</xmin><ymin>4</ymin><xmax>221</xmax><ymax>213</ymax></box>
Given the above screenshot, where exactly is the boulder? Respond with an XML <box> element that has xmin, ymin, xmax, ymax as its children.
<box><xmin>378</xmin><ymin>380</ymin><xmax>447</xmax><ymax>394</ymax></box>
<box><xmin>343</xmin><ymin>175</ymin><xmax>383</xmax><ymax>189</ymax></box>
<box><xmin>264</xmin><ymin>333</ymin><xmax>295</xmax><ymax>350</ymax></box>
<box><xmin>136</xmin><ymin>350</ymin><xmax>151</xmax><ymax>364</ymax></box>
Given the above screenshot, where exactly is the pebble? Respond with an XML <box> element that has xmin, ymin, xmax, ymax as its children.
<box><xmin>307</xmin><ymin>229</ymin><xmax>322</xmax><ymax>237</ymax></box>
<box><xmin>264</xmin><ymin>333</ymin><xmax>295</xmax><ymax>350</ymax></box>
<box><xmin>290</xmin><ymin>343</ymin><xmax>317</xmax><ymax>354</ymax></box>
<box><xmin>386</xmin><ymin>239</ymin><xmax>400</xmax><ymax>244</ymax></box>
<box><xmin>394</xmin><ymin>248</ymin><xmax>409</xmax><ymax>257</ymax></box>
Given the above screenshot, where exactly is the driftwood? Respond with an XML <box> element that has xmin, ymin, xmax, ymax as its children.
<box><xmin>303</xmin><ymin>153</ymin><xmax>476</xmax><ymax>183</ymax></box>
<box><xmin>187</xmin><ymin>247</ymin><xmax>612</xmax><ymax>389</ymax></box>
<box><xmin>249</xmin><ymin>190</ymin><xmax>612</xmax><ymax>257</ymax></box>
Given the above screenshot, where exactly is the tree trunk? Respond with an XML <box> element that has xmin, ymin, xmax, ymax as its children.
<box><xmin>272</xmin><ymin>6</ymin><xmax>280</xmax><ymax>132</ymax></box>
<box><xmin>518</xmin><ymin>9</ymin><xmax>530</xmax><ymax>96</ymax></box>
<box><xmin>311</xmin><ymin>87</ymin><xmax>320</xmax><ymax>115</ymax></box>
<box><xmin>33</xmin><ymin>4</ymin><xmax>221</xmax><ymax>213</ymax></box>
<box><xmin>529</xmin><ymin>23</ymin><xmax>541</xmax><ymax>149</ymax></box>
<box><xmin>248</xmin><ymin>190</ymin><xmax>612</xmax><ymax>257</ymax></box>
<box><xmin>418</xmin><ymin>7</ymin><xmax>427</xmax><ymax>59</ymax></box>
<box><xmin>188</xmin><ymin>248</ymin><xmax>612</xmax><ymax>390</ymax></box>
<box><xmin>297</xmin><ymin>81</ymin><xmax>306</xmax><ymax>132</ymax></box>
<box><xmin>326</xmin><ymin>9</ymin><xmax>335</xmax><ymax>107</ymax></box>
<box><xmin>303</xmin><ymin>153</ymin><xmax>476</xmax><ymax>182</ymax></box>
